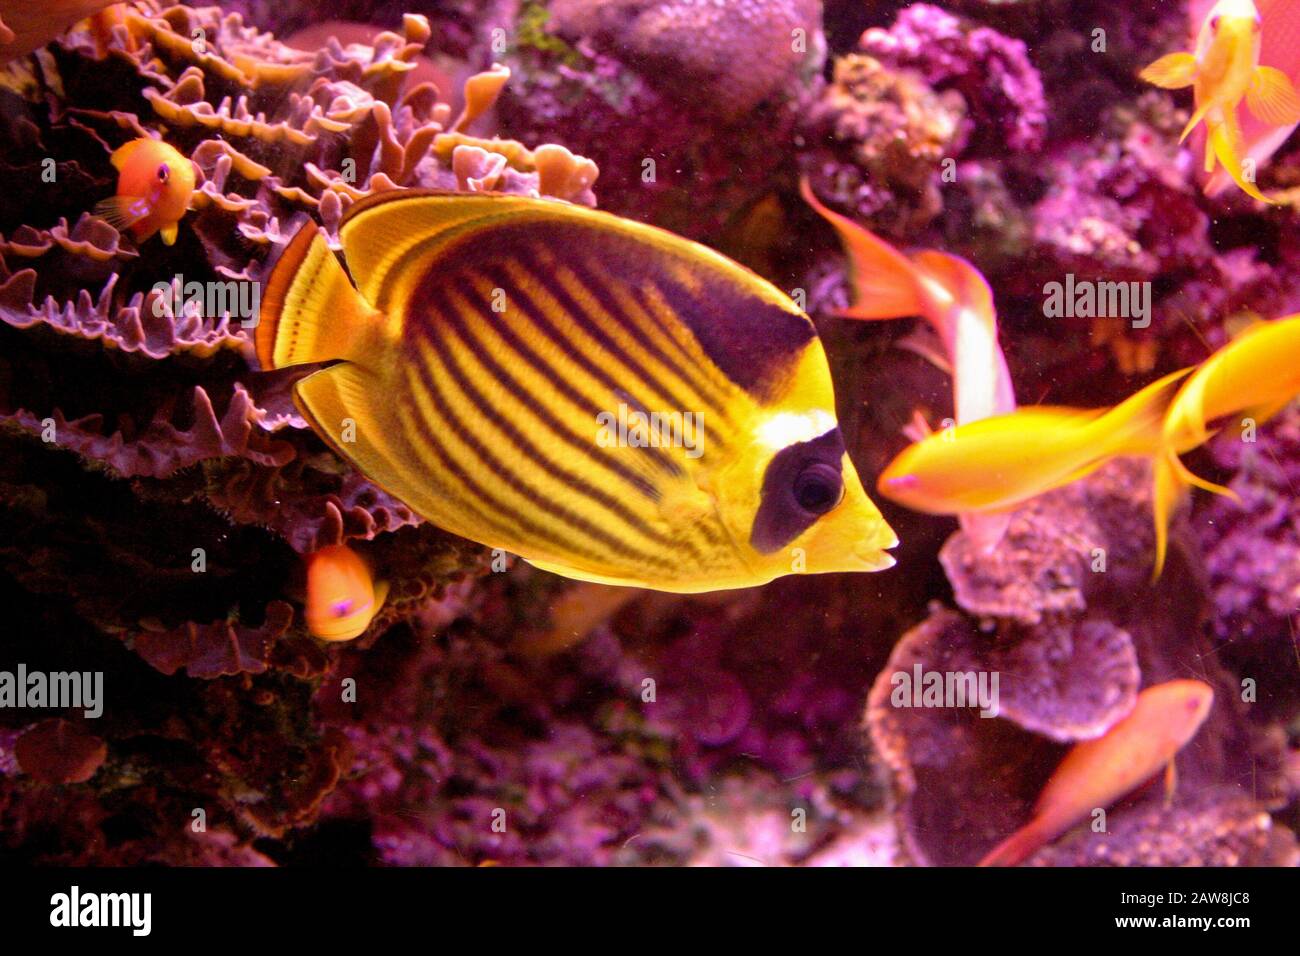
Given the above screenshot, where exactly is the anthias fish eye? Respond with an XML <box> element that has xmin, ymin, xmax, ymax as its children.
<box><xmin>793</xmin><ymin>462</ymin><xmax>843</xmax><ymax>514</ymax></box>
<box><xmin>1210</xmin><ymin>14</ymin><xmax>1221</xmax><ymax>29</ymax></box>
<box><xmin>157</xmin><ymin>163</ymin><xmax>170</xmax><ymax>183</ymax></box>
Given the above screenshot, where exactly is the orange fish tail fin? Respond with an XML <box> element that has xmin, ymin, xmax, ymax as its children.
<box><xmin>257</xmin><ymin>221</ymin><xmax>380</xmax><ymax>371</ymax></box>
<box><xmin>977</xmin><ymin>818</ymin><xmax>1051</xmax><ymax>868</ymax></box>
<box><xmin>1091</xmin><ymin>368</ymin><xmax>1191</xmax><ymax>459</ymax></box>
<box><xmin>799</xmin><ymin>177</ymin><xmax>926</xmax><ymax>320</ymax></box>
<box><xmin>1209</xmin><ymin>112</ymin><xmax>1275</xmax><ymax>203</ymax></box>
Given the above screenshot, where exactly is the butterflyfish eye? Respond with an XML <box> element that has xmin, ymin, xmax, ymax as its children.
<box><xmin>157</xmin><ymin>163</ymin><xmax>170</xmax><ymax>183</ymax></box>
<box><xmin>793</xmin><ymin>462</ymin><xmax>843</xmax><ymax>514</ymax></box>
<box><xmin>750</xmin><ymin>427</ymin><xmax>850</xmax><ymax>554</ymax></box>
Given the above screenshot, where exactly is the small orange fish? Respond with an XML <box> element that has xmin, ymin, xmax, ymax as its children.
<box><xmin>94</xmin><ymin>138</ymin><xmax>196</xmax><ymax>245</ymax></box>
<box><xmin>978</xmin><ymin>679</ymin><xmax>1214</xmax><ymax>867</ymax></box>
<box><xmin>1141</xmin><ymin>0</ymin><xmax>1300</xmax><ymax>203</ymax></box>
<box><xmin>801</xmin><ymin>179</ymin><xmax>1016</xmax><ymax>550</ymax></box>
<box><xmin>305</xmin><ymin>543</ymin><xmax>389</xmax><ymax>642</ymax></box>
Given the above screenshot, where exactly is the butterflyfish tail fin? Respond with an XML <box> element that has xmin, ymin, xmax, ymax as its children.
<box><xmin>977</xmin><ymin>818</ymin><xmax>1050</xmax><ymax>868</ymax></box>
<box><xmin>257</xmin><ymin>220</ymin><xmax>380</xmax><ymax>371</ymax></box>
<box><xmin>799</xmin><ymin>177</ymin><xmax>926</xmax><ymax>320</ymax></box>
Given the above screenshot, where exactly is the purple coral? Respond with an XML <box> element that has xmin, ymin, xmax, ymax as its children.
<box><xmin>859</xmin><ymin>3</ymin><xmax>1046</xmax><ymax>154</ymax></box>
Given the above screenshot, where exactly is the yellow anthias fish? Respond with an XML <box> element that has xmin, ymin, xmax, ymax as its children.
<box><xmin>879</xmin><ymin>369</ymin><xmax>1191</xmax><ymax>572</ymax></box>
<box><xmin>305</xmin><ymin>543</ymin><xmax>390</xmax><ymax>641</ymax></box>
<box><xmin>1164</xmin><ymin>312</ymin><xmax>1300</xmax><ymax>448</ymax></box>
<box><xmin>259</xmin><ymin>190</ymin><xmax>897</xmax><ymax>593</ymax></box>
<box><xmin>879</xmin><ymin>313</ymin><xmax>1300</xmax><ymax>576</ymax></box>
<box><xmin>94</xmin><ymin>137</ymin><xmax>197</xmax><ymax>245</ymax></box>
<box><xmin>801</xmin><ymin>179</ymin><xmax>1016</xmax><ymax>552</ymax></box>
<box><xmin>978</xmin><ymin>680</ymin><xmax>1214</xmax><ymax>867</ymax></box>
<box><xmin>1141</xmin><ymin>0</ymin><xmax>1300</xmax><ymax>203</ymax></box>
<box><xmin>1188</xmin><ymin>0</ymin><xmax>1300</xmax><ymax>197</ymax></box>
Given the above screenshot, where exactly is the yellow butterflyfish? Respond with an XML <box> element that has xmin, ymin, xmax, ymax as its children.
<box><xmin>259</xmin><ymin>190</ymin><xmax>897</xmax><ymax>593</ymax></box>
<box><xmin>1141</xmin><ymin>0</ymin><xmax>1300</xmax><ymax>203</ymax></box>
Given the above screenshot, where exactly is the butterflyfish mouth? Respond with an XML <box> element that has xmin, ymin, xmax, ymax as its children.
<box><xmin>853</xmin><ymin>527</ymin><xmax>899</xmax><ymax>571</ymax></box>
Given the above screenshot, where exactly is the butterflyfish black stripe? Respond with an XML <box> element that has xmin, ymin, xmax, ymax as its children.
<box><xmin>406</xmin><ymin>320</ymin><xmax>679</xmax><ymax>572</ymax></box>
<box><xmin>393</xmin><ymin>384</ymin><xmax>565</xmax><ymax>554</ymax></box>
<box><xmin>618</xmin><ymin>278</ymin><xmax>736</xmax><ymax>406</ymax></box>
<box><xmin>395</xmin><ymin>369</ymin><xmax>661</xmax><ymax>572</ymax></box>
<box><xmin>437</xmin><ymin>271</ymin><xmax>664</xmax><ymax>501</ymax></box>
<box><xmin>472</xmin><ymin>259</ymin><xmax>690</xmax><ymax>479</ymax></box>
<box><xmin>562</xmin><ymin>254</ymin><xmax>734</xmax><ymax>421</ymax></box>
<box><xmin>509</xmin><ymin>245</ymin><xmax>730</xmax><ymax>452</ymax></box>
<box><xmin>417</xmin><ymin>281</ymin><xmax>707</xmax><ymax>564</ymax></box>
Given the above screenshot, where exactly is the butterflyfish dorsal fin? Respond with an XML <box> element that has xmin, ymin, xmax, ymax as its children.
<box><xmin>258</xmin><ymin>220</ymin><xmax>381</xmax><ymax>370</ymax></box>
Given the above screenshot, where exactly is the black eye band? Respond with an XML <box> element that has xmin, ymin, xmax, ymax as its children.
<box><xmin>749</xmin><ymin>428</ymin><xmax>847</xmax><ymax>554</ymax></box>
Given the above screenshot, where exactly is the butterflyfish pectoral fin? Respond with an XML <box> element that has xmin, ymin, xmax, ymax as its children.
<box><xmin>1247</xmin><ymin>65</ymin><xmax>1300</xmax><ymax>126</ymax></box>
<box><xmin>1140</xmin><ymin>52</ymin><xmax>1198</xmax><ymax>89</ymax></box>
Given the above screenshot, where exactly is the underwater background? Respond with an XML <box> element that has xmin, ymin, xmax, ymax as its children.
<box><xmin>0</xmin><ymin>0</ymin><xmax>1298</xmax><ymax>867</ymax></box>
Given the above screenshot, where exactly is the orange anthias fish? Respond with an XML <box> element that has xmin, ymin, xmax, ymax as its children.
<box><xmin>1141</xmin><ymin>0</ymin><xmax>1300</xmax><ymax>203</ymax></box>
<box><xmin>801</xmin><ymin>179</ymin><xmax>1016</xmax><ymax>551</ymax></box>
<box><xmin>305</xmin><ymin>543</ymin><xmax>390</xmax><ymax>641</ymax></box>
<box><xmin>94</xmin><ymin>138</ymin><xmax>197</xmax><ymax>245</ymax></box>
<box><xmin>978</xmin><ymin>680</ymin><xmax>1215</xmax><ymax>867</ymax></box>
